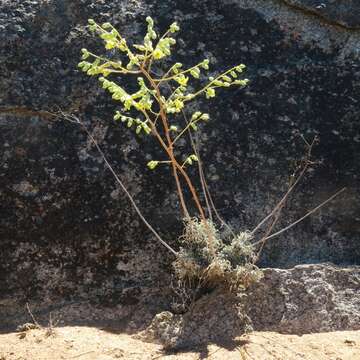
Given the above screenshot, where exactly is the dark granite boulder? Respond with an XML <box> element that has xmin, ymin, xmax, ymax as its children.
<box><xmin>0</xmin><ymin>0</ymin><xmax>359</xmax><ymax>312</ymax></box>
<box><xmin>282</xmin><ymin>0</ymin><xmax>360</xmax><ymax>29</ymax></box>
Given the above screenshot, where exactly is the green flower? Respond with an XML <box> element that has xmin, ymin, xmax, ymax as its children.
<box><xmin>205</xmin><ymin>88</ymin><xmax>216</xmax><ymax>98</ymax></box>
<box><xmin>170</xmin><ymin>22</ymin><xmax>180</xmax><ymax>33</ymax></box>
<box><xmin>147</xmin><ymin>160</ymin><xmax>159</xmax><ymax>170</ymax></box>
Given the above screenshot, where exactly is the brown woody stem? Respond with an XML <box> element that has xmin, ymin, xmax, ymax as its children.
<box><xmin>140</xmin><ymin>67</ymin><xmax>206</xmax><ymax>221</ymax></box>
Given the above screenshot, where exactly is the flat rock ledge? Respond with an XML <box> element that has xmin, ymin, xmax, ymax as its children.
<box><xmin>247</xmin><ymin>263</ymin><xmax>360</xmax><ymax>333</ymax></box>
<box><xmin>143</xmin><ymin>264</ymin><xmax>360</xmax><ymax>349</ymax></box>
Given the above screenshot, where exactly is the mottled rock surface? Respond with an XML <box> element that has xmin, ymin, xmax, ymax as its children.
<box><xmin>144</xmin><ymin>264</ymin><xmax>360</xmax><ymax>348</ymax></box>
<box><xmin>282</xmin><ymin>0</ymin><xmax>360</xmax><ymax>29</ymax></box>
<box><xmin>0</xmin><ymin>0</ymin><xmax>359</xmax><ymax>315</ymax></box>
<box><xmin>141</xmin><ymin>291</ymin><xmax>250</xmax><ymax>349</ymax></box>
<box><xmin>247</xmin><ymin>264</ymin><xmax>360</xmax><ymax>333</ymax></box>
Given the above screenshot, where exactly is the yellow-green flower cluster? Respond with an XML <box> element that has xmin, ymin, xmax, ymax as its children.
<box><xmin>77</xmin><ymin>16</ymin><xmax>249</xmax><ymax>173</ymax></box>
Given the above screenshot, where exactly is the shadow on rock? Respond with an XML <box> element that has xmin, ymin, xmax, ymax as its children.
<box><xmin>138</xmin><ymin>288</ymin><xmax>252</xmax><ymax>351</ymax></box>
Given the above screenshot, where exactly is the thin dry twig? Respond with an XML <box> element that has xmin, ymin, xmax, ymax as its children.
<box><xmin>180</xmin><ymin>108</ymin><xmax>236</xmax><ymax>237</ymax></box>
<box><xmin>26</xmin><ymin>303</ymin><xmax>41</xmax><ymax>329</ymax></box>
<box><xmin>70</xmin><ymin>351</ymin><xmax>95</xmax><ymax>359</ymax></box>
<box><xmin>179</xmin><ymin>109</ymin><xmax>212</xmax><ymax>220</ymax></box>
<box><xmin>44</xmin><ymin>312</ymin><xmax>57</xmax><ymax>337</ymax></box>
<box><xmin>194</xmin><ymin>135</ymin><xmax>236</xmax><ymax>237</ymax></box>
<box><xmin>58</xmin><ymin>112</ymin><xmax>178</xmax><ymax>256</ymax></box>
<box><xmin>252</xmin><ymin>135</ymin><xmax>346</xmax><ymax>260</ymax></box>
<box><xmin>253</xmin><ymin>206</ymin><xmax>283</xmax><ymax>263</ymax></box>
<box><xmin>251</xmin><ymin>135</ymin><xmax>315</xmax><ymax>262</ymax></box>
<box><xmin>237</xmin><ymin>344</ymin><xmax>256</xmax><ymax>360</ymax></box>
<box><xmin>251</xmin><ymin>135</ymin><xmax>317</xmax><ymax>236</ymax></box>
<box><xmin>192</xmin><ymin>137</ymin><xmax>213</xmax><ymax>222</ymax></box>
<box><xmin>254</xmin><ymin>187</ymin><xmax>346</xmax><ymax>245</ymax></box>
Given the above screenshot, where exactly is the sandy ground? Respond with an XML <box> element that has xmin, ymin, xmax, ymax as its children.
<box><xmin>0</xmin><ymin>326</ymin><xmax>359</xmax><ymax>360</ymax></box>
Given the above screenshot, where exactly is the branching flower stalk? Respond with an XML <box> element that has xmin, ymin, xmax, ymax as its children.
<box><xmin>77</xmin><ymin>17</ymin><xmax>346</xmax><ymax>291</ymax></box>
<box><xmin>78</xmin><ymin>17</ymin><xmax>249</xmax><ymax>225</ymax></box>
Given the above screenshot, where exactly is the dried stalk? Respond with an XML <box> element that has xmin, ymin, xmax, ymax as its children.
<box><xmin>251</xmin><ymin>135</ymin><xmax>318</xmax><ymax>236</ymax></box>
<box><xmin>253</xmin><ymin>187</ymin><xmax>346</xmax><ymax>246</ymax></box>
<box><xmin>180</xmin><ymin>109</ymin><xmax>236</xmax><ymax>237</ymax></box>
<box><xmin>59</xmin><ymin>112</ymin><xmax>178</xmax><ymax>256</ymax></box>
<box><xmin>252</xmin><ymin>135</ymin><xmax>346</xmax><ymax>261</ymax></box>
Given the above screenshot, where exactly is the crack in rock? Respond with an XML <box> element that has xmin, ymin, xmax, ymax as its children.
<box><xmin>281</xmin><ymin>0</ymin><xmax>360</xmax><ymax>30</ymax></box>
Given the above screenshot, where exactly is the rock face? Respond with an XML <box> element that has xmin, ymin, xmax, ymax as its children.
<box><xmin>143</xmin><ymin>264</ymin><xmax>360</xmax><ymax>348</ymax></box>
<box><xmin>142</xmin><ymin>293</ymin><xmax>251</xmax><ymax>349</ymax></box>
<box><xmin>282</xmin><ymin>0</ymin><xmax>360</xmax><ymax>29</ymax></box>
<box><xmin>247</xmin><ymin>264</ymin><xmax>360</xmax><ymax>334</ymax></box>
<box><xmin>0</xmin><ymin>0</ymin><xmax>360</xmax><ymax>312</ymax></box>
